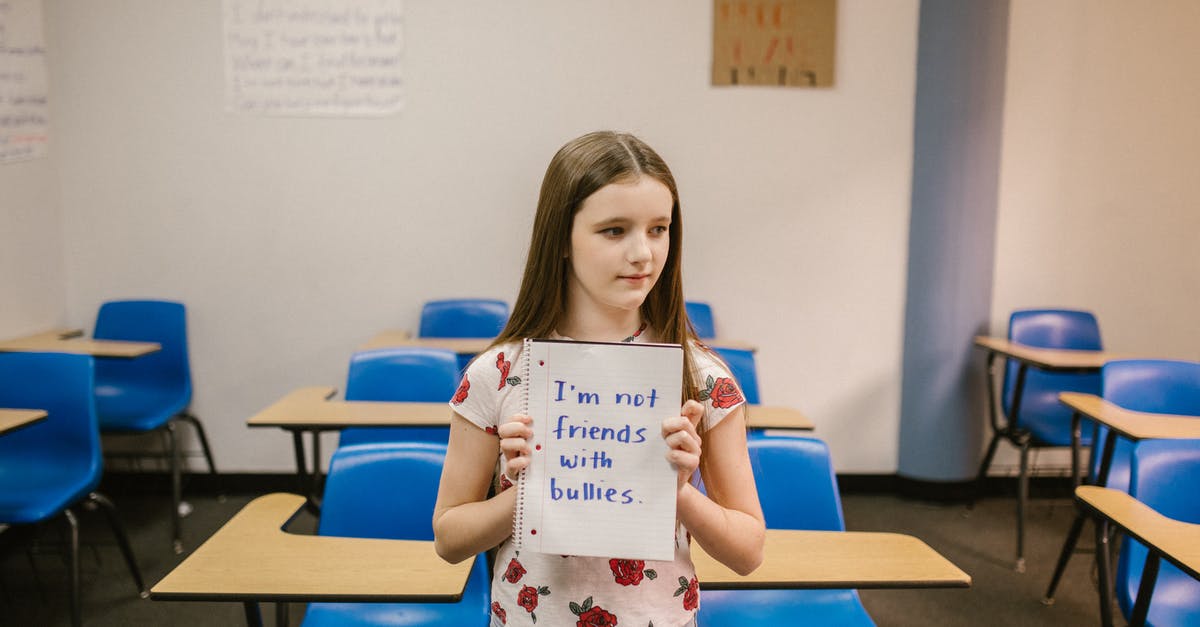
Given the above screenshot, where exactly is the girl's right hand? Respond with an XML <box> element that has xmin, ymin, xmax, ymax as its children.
<box><xmin>497</xmin><ymin>414</ymin><xmax>533</xmax><ymax>482</ymax></box>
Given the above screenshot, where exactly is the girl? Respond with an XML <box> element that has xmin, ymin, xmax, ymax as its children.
<box><xmin>433</xmin><ymin>131</ymin><xmax>764</xmax><ymax>627</ymax></box>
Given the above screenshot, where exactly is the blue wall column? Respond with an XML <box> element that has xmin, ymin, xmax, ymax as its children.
<box><xmin>897</xmin><ymin>0</ymin><xmax>1010</xmax><ymax>482</ymax></box>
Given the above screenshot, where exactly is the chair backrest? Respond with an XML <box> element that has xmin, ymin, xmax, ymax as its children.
<box><xmin>318</xmin><ymin>442</ymin><xmax>448</xmax><ymax>540</ymax></box>
<box><xmin>93</xmin><ymin>299</ymin><xmax>191</xmax><ymax>399</ymax></box>
<box><xmin>748</xmin><ymin>435</ymin><xmax>845</xmax><ymax>531</ymax></box>
<box><xmin>345</xmin><ymin>347</ymin><xmax>461</xmax><ymax>403</ymax></box>
<box><xmin>0</xmin><ymin>353</ymin><xmax>102</xmax><ymax>502</ymax></box>
<box><xmin>418</xmin><ymin>299</ymin><xmax>508</xmax><ymax>339</ymax></box>
<box><xmin>1115</xmin><ymin>439</ymin><xmax>1200</xmax><ymax>621</ymax></box>
<box><xmin>1097</xmin><ymin>359</ymin><xmax>1200</xmax><ymax>493</ymax></box>
<box><xmin>1002</xmin><ymin>309</ymin><xmax>1102</xmax><ymax>425</ymax></box>
<box><xmin>713</xmin><ymin>346</ymin><xmax>760</xmax><ymax>405</ymax></box>
<box><xmin>686</xmin><ymin>301</ymin><xmax>716</xmax><ymax>339</ymax></box>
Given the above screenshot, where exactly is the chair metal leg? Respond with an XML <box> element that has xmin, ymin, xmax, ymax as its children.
<box><xmin>87</xmin><ymin>492</ymin><xmax>148</xmax><ymax>597</ymax></box>
<box><xmin>972</xmin><ymin>432</ymin><xmax>1002</xmax><ymax>505</ymax></box>
<box><xmin>275</xmin><ymin>601</ymin><xmax>290</xmax><ymax>626</ymax></box>
<box><xmin>179</xmin><ymin>412</ymin><xmax>223</xmax><ymax>499</ymax></box>
<box><xmin>1016</xmin><ymin>437</ymin><xmax>1030</xmax><ymax>573</ymax></box>
<box><xmin>63</xmin><ymin>509</ymin><xmax>81</xmax><ymax>627</ymax></box>
<box><xmin>1129</xmin><ymin>551</ymin><xmax>1160</xmax><ymax>627</ymax></box>
<box><xmin>243</xmin><ymin>601</ymin><xmax>264</xmax><ymax>627</ymax></box>
<box><xmin>167</xmin><ymin>421</ymin><xmax>184</xmax><ymax>554</ymax></box>
<box><xmin>1043</xmin><ymin>510</ymin><xmax>1087</xmax><ymax>603</ymax></box>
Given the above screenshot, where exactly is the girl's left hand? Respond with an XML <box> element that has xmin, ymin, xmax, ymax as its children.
<box><xmin>662</xmin><ymin>400</ymin><xmax>704</xmax><ymax>490</ymax></box>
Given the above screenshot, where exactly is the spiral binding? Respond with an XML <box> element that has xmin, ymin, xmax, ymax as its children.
<box><xmin>511</xmin><ymin>338</ymin><xmax>534</xmax><ymax>548</ymax></box>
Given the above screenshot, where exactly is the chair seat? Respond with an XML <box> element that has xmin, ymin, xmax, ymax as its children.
<box><xmin>0</xmin><ymin>458</ymin><xmax>100</xmax><ymax>524</ymax></box>
<box><xmin>699</xmin><ymin>589</ymin><xmax>875</xmax><ymax>626</ymax></box>
<box><xmin>95</xmin><ymin>383</ymin><xmax>189</xmax><ymax>432</ymax></box>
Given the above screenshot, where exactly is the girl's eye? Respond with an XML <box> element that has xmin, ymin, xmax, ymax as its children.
<box><xmin>601</xmin><ymin>227</ymin><xmax>624</xmax><ymax>237</ymax></box>
<box><xmin>650</xmin><ymin>225</ymin><xmax>669</xmax><ymax>236</ymax></box>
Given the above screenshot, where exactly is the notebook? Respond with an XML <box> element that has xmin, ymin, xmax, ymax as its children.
<box><xmin>513</xmin><ymin>338</ymin><xmax>683</xmax><ymax>561</ymax></box>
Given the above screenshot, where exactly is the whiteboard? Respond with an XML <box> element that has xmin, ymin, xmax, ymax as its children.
<box><xmin>0</xmin><ymin>0</ymin><xmax>49</xmax><ymax>163</ymax></box>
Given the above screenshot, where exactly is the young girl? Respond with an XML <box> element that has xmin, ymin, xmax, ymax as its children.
<box><xmin>433</xmin><ymin>131</ymin><xmax>764</xmax><ymax>627</ymax></box>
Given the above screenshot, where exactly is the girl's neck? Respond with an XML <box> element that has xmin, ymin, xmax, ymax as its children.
<box><xmin>557</xmin><ymin>307</ymin><xmax>644</xmax><ymax>343</ymax></box>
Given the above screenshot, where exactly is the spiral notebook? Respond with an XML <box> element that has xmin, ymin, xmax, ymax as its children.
<box><xmin>513</xmin><ymin>338</ymin><xmax>683</xmax><ymax>561</ymax></box>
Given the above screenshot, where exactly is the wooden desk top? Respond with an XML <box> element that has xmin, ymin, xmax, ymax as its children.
<box><xmin>746</xmin><ymin>406</ymin><xmax>815</xmax><ymax>430</ymax></box>
<box><xmin>0</xmin><ymin>329</ymin><xmax>160</xmax><ymax>358</ymax></box>
<box><xmin>1059</xmin><ymin>393</ymin><xmax>1200</xmax><ymax>442</ymax></box>
<box><xmin>150</xmin><ymin>493</ymin><xmax>474</xmax><ymax>602</ymax></box>
<box><xmin>362</xmin><ymin>330</ymin><xmax>758</xmax><ymax>353</ymax></box>
<box><xmin>694</xmin><ymin>529</ymin><xmax>971</xmax><ymax>589</ymax></box>
<box><xmin>0</xmin><ymin>409</ymin><xmax>47</xmax><ymax>435</ymax></box>
<box><xmin>973</xmin><ymin>336</ymin><xmax>1116</xmax><ymax>371</ymax></box>
<box><xmin>1076</xmin><ymin>486</ymin><xmax>1200</xmax><ymax>580</ymax></box>
<box><xmin>246</xmin><ymin>387</ymin><xmax>451</xmax><ymax>429</ymax></box>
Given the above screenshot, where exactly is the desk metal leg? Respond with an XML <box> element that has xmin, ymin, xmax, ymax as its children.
<box><xmin>1096</xmin><ymin>517</ymin><xmax>1114</xmax><ymax>627</ymax></box>
<box><xmin>276</xmin><ymin>601</ymin><xmax>290</xmax><ymax>626</ymax></box>
<box><xmin>310</xmin><ymin>431</ymin><xmax>323</xmax><ymax>506</ymax></box>
<box><xmin>243</xmin><ymin>601</ymin><xmax>263</xmax><ymax>627</ymax></box>
<box><xmin>973</xmin><ymin>352</ymin><xmax>1004</xmax><ymax>502</ymax></box>
<box><xmin>1129</xmin><ymin>552</ymin><xmax>1160</xmax><ymax>627</ymax></box>
<box><xmin>1016</xmin><ymin>437</ymin><xmax>1030</xmax><ymax>573</ymax></box>
<box><xmin>1043</xmin><ymin>511</ymin><xmax>1087</xmax><ymax>603</ymax></box>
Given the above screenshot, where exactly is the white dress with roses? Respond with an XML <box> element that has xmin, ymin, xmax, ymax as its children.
<box><xmin>448</xmin><ymin>334</ymin><xmax>745</xmax><ymax>627</ymax></box>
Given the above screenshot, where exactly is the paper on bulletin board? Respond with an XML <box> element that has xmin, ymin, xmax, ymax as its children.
<box><xmin>712</xmin><ymin>0</ymin><xmax>836</xmax><ymax>88</ymax></box>
<box><xmin>0</xmin><ymin>0</ymin><xmax>50</xmax><ymax>163</ymax></box>
<box><xmin>223</xmin><ymin>0</ymin><xmax>404</xmax><ymax>117</ymax></box>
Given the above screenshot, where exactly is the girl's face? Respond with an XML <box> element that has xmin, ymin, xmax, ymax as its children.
<box><xmin>566</xmin><ymin>176</ymin><xmax>673</xmax><ymax>318</ymax></box>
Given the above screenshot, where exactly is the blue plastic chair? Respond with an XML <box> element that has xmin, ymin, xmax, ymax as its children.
<box><xmin>338</xmin><ymin>347</ymin><xmax>460</xmax><ymax>447</ymax></box>
<box><xmin>92</xmin><ymin>299</ymin><xmax>219</xmax><ymax>553</ymax></box>
<box><xmin>686</xmin><ymin>301</ymin><xmax>716</xmax><ymax>339</ymax></box>
<box><xmin>1116</xmin><ymin>439</ymin><xmax>1200</xmax><ymax>625</ymax></box>
<box><xmin>0</xmin><ymin>352</ymin><xmax>147</xmax><ymax>627</ymax></box>
<box><xmin>418</xmin><ymin>299</ymin><xmax>508</xmax><ymax>372</ymax></box>
<box><xmin>974</xmin><ymin>309</ymin><xmax>1103</xmax><ymax>569</ymax></box>
<box><xmin>712</xmin><ymin>346</ymin><xmax>760</xmax><ymax>405</ymax></box>
<box><xmin>699</xmin><ymin>434</ymin><xmax>875</xmax><ymax>626</ymax></box>
<box><xmin>300</xmin><ymin>442</ymin><xmax>490</xmax><ymax>626</ymax></box>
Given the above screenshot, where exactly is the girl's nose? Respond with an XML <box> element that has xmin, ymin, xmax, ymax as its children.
<box><xmin>627</xmin><ymin>235</ymin><xmax>652</xmax><ymax>263</ymax></box>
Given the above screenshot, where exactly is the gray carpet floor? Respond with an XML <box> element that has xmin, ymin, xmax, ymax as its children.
<box><xmin>0</xmin><ymin>490</ymin><xmax>1116</xmax><ymax>626</ymax></box>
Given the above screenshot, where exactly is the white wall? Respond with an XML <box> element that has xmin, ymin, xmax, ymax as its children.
<box><xmin>43</xmin><ymin>0</ymin><xmax>918</xmax><ymax>473</ymax></box>
<box><xmin>988</xmin><ymin>0</ymin><xmax>1200</xmax><ymax>473</ymax></box>
<box><xmin>0</xmin><ymin>153</ymin><xmax>64</xmax><ymax>336</ymax></box>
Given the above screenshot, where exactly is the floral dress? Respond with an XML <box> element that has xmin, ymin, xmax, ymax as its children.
<box><xmin>448</xmin><ymin>332</ymin><xmax>745</xmax><ymax>627</ymax></box>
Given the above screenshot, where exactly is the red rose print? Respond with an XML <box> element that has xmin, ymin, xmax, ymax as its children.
<box><xmin>491</xmin><ymin>601</ymin><xmax>507</xmax><ymax>624</ymax></box>
<box><xmin>503</xmin><ymin>558</ymin><xmax>526</xmax><ymax>583</ymax></box>
<box><xmin>517</xmin><ymin>585</ymin><xmax>538</xmax><ymax>612</ymax></box>
<box><xmin>571</xmin><ymin>598</ymin><xmax>618</xmax><ymax>627</ymax></box>
<box><xmin>485</xmin><ymin>425</ymin><xmax>499</xmax><ymax>436</ymax></box>
<box><xmin>675</xmin><ymin>575</ymin><xmax>700</xmax><ymax>611</ymax></box>
<box><xmin>608</xmin><ymin>558</ymin><xmax>655</xmax><ymax>586</ymax></box>
<box><xmin>451</xmin><ymin>375</ymin><xmax>470</xmax><ymax>405</ymax></box>
<box><xmin>499</xmin><ymin>473</ymin><xmax>513</xmax><ymax>490</ymax></box>
<box><xmin>496</xmin><ymin>353</ymin><xmax>511</xmax><ymax>390</ymax></box>
<box><xmin>708</xmin><ymin>376</ymin><xmax>743</xmax><ymax>409</ymax></box>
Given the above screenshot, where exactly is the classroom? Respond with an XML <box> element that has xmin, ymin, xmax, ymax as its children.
<box><xmin>3</xmin><ymin>1</ymin><xmax>1199</xmax><ymax>626</ymax></box>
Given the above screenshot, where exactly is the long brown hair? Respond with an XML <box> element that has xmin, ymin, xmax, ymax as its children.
<box><xmin>493</xmin><ymin>131</ymin><xmax>702</xmax><ymax>402</ymax></box>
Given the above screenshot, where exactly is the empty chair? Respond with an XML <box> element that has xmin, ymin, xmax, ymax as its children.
<box><xmin>418</xmin><ymin>298</ymin><xmax>508</xmax><ymax>338</ymax></box>
<box><xmin>686</xmin><ymin>301</ymin><xmax>716</xmax><ymax>339</ymax></box>
<box><xmin>974</xmin><ymin>308</ymin><xmax>1103</xmax><ymax>569</ymax></box>
<box><xmin>337</xmin><ymin>347</ymin><xmax>460</xmax><ymax>447</ymax></box>
<box><xmin>699</xmin><ymin>434</ymin><xmax>875</xmax><ymax>626</ymax></box>
<box><xmin>92</xmin><ymin>299</ymin><xmax>219</xmax><ymax>553</ymax></box>
<box><xmin>712</xmin><ymin>346</ymin><xmax>760</xmax><ymax>405</ymax></box>
<box><xmin>0</xmin><ymin>352</ymin><xmax>147</xmax><ymax>627</ymax></box>
<box><xmin>1116</xmin><ymin>439</ymin><xmax>1200</xmax><ymax>625</ymax></box>
<box><xmin>299</xmin><ymin>442</ymin><xmax>490</xmax><ymax>626</ymax></box>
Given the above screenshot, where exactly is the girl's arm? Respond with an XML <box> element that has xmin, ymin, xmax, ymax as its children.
<box><xmin>432</xmin><ymin>413</ymin><xmax>521</xmax><ymax>563</ymax></box>
<box><xmin>666</xmin><ymin>402</ymin><xmax>765</xmax><ymax>575</ymax></box>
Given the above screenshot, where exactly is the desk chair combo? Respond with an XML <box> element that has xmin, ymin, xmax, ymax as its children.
<box><xmin>1043</xmin><ymin>359</ymin><xmax>1200</xmax><ymax>624</ymax></box>
<box><xmin>299</xmin><ymin>441</ymin><xmax>490</xmax><ymax>626</ymax></box>
<box><xmin>0</xmin><ymin>352</ymin><xmax>147</xmax><ymax>627</ymax></box>
<box><xmin>338</xmin><ymin>346</ymin><xmax>459</xmax><ymax>447</ymax></box>
<box><xmin>974</xmin><ymin>308</ymin><xmax>1103</xmax><ymax>571</ymax></box>
<box><xmin>92</xmin><ymin>299</ymin><xmax>219</xmax><ymax>553</ymax></box>
<box><xmin>699</xmin><ymin>434</ymin><xmax>875</xmax><ymax>626</ymax></box>
<box><xmin>419</xmin><ymin>298</ymin><xmax>509</xmax><ymax>372</ymax></box>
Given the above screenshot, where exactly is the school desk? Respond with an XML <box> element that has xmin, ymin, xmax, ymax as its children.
<box><xmin>1043</xmin><ymin>392</ymin><xmax>1200</xmax><ymax>621</ymax></box>
<box><xmin>0</xmin><ymin>329</ymin><xmax>160</xmax><ymax>358</ymax></box>
<box><xmin>0</xmin><ymin>409</ymin><xmax>47</xmax><ymax>435</ymax></box>
<box><xmin>1075</xmin><ymin>486</ymin><xmax>1200</xmax><ymax>627</ymax></box>
<box><xmin>245</xmin><ymin>387</ymin><xmax>450</xmax><ymax>511</ymax></box>
<box><xmin>972</xmin><ymin>335</ymin><xmax>1121</xmax><ymax>570</ymax></box>
<box><xmin>149</xmin><ymin>493</ymin><xmax>475</xmax><ymax>627</ymax></box>
<box><xmin>359</xmin><ymin>329</ymin><xmax>759</xmax><ymax>353</ymax></box>
<box><xmin>694</xmin><ymin>529</ymin><xmax>971</xmax><ymax>590</ymax></box>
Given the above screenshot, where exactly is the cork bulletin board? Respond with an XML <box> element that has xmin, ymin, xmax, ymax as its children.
<box><xmin>712</xmin><ymin>0</ymin><xmax>836</xmax><ymax>87</ymax></box>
